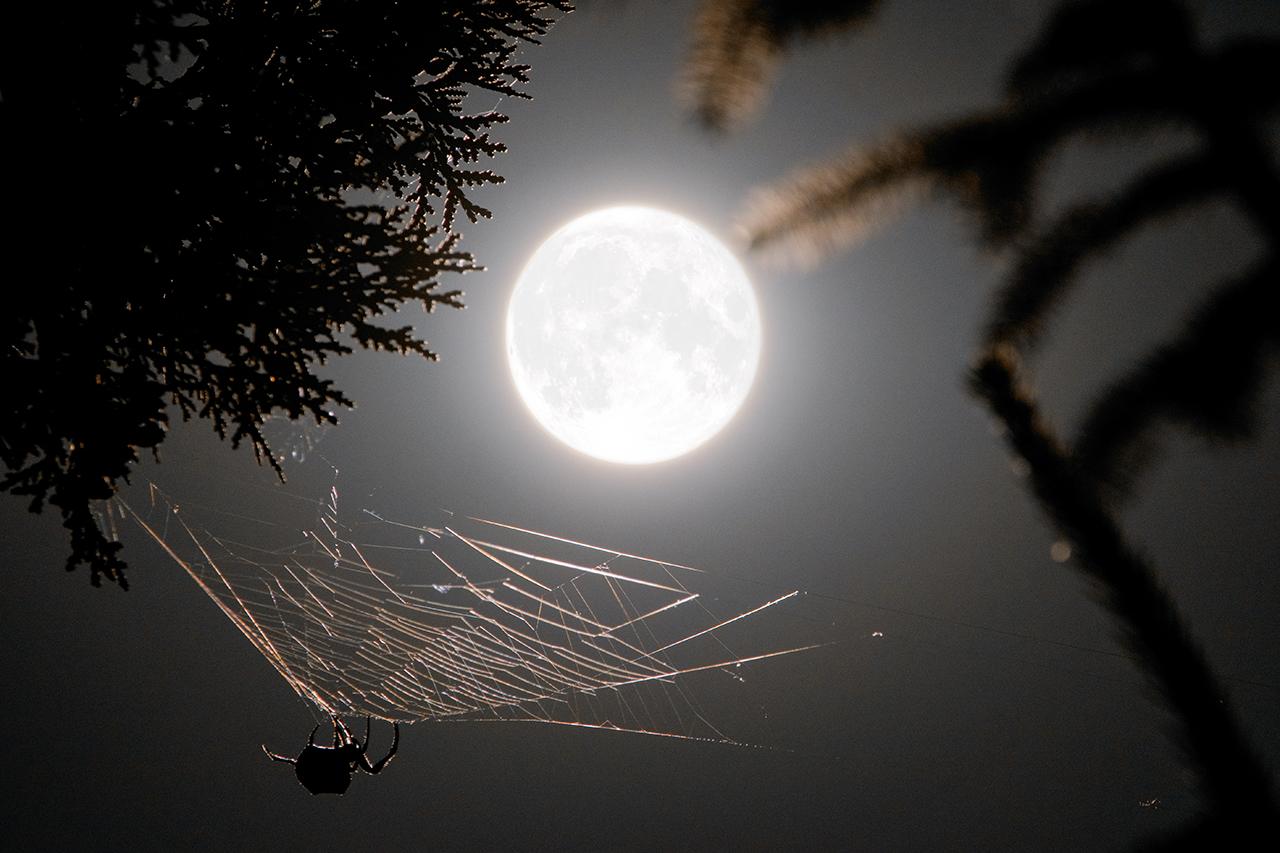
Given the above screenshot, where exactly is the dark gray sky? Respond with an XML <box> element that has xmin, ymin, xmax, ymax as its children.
<box><xmin>4</xmin><ymin>2</ymin><xmax>1279</xmax><ymax>850</ymax></box>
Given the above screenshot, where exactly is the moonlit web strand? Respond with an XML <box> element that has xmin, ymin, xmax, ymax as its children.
<box><xmin>121</xmin><ymin>484</ymin><xmax>807</xmax><ymax>739</ymax></box>
<box><xmin>466</xmin><ymin>515</ymin><xmax>706</xmax><ymax>573</ymax></box>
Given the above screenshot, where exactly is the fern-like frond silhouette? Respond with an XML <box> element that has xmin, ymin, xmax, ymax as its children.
<box><xmin>741</xmin><ymin>136</ymin><xmax>928</xmax><ymax>261</ymax></box>
<box><xmin>1007</xmin><ymin>0</ymin><xmax>1194</xmax><ymax>97</ymax></box>
<box><xmin>688</xmin><ymin>0</ymin><xmax>1280</xmax><ymax>842</ymax></box>
<box><xmin>683</xmin><ymin>0</ymin><xmax>880</xmax><ymax>131</ymax></box>
<box><xmin>742</xmin><ymin>40</ymin><xmax>1278</xmax><ymax>256</ymax></box>
<box><xmin>985</xmin><ymin>154</ymin><xmax>1223</xmax><ymax>352</ymax></box>
<box><xmin>1073</xmin><ymin>256</ymin><xmax>1280</xmax><ymax>498</ymax></box>
<box><xmin>972</xmin><ymin>345</ymin><xmax>1276</xmax><ymax>834</ymax></box>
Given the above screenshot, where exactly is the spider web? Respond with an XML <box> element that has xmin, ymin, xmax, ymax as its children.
<box><xmin>117</xmin><ymin>480</ymin><xmax>814</xmax><ymax>743</ymax></box>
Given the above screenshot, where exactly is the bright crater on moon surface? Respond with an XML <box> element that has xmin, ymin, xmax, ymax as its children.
<box><xmin>506</xmin><ymin>206</ymin><xmax>762</xmax><ymax>464</ymax></box>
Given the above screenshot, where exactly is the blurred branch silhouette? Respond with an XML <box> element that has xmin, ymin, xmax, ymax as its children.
<box><xmin>682</xmin><ymin>0</ymin><xmax>880</xmax><ymax>131</ymax></box>
<box><xmin>686</xmin><ymin>0</ymin><xmax>1278</xmax><ymax>844</ymax></box>
<box><xmin>0</xmin><ymin>1</ymin><xmax>570</xmax><ymax>587</ymax></box>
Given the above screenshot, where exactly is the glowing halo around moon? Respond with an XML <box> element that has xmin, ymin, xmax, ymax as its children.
<box><xmin>506</xmin><ymin>206</ymin><xmax>762</xmax><ymax>464</ymax></box>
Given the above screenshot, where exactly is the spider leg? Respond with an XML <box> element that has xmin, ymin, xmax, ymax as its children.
<box><xmin>333</xmin><ymin>715</ymin><xmax>355</xmax><ymax>747</ymax></box>
<box><xmin>307</xmin><ymin>723</ymin><xmax>321</xmax><ymax>747</ymax></box>
<box><xmin>360</xmin><ymin>716</ymin><xmax>372</xmax><ymax>754</ymax></box>
<box><xmin>261</xmin><ymin>744</ymin><xmax>296</xmax><ymax>765</ymax></box>
<box><xmin>360</xmin><ymin>722</ymin><xmax>399</xmax><ymax>775</ymax></box>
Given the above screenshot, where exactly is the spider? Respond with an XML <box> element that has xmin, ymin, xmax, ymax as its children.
<box><xmin>263</xmin><ymin>716</ymin><xmax>399</xmax><ymax>795</ymax></box>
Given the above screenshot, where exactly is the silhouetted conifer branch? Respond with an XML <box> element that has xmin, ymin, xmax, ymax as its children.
<box><xmin>0</xmin><ymin>0</ymin><xmax>571</xmax><ymax>586</ymax></box>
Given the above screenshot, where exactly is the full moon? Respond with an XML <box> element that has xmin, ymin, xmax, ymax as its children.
<box><xmin>506</xmin><ymin>206</ymin><xmax>762</xmax><ymax>464</ymax></box>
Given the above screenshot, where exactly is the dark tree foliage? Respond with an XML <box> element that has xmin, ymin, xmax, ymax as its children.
<box><xmin>687</xmin><ymin>0</ymin><xmax>1279</xmax><ymax>845</ymax></box>
<box><xmin>0</xmin><ymin>1</ymin><xmax>570</xmax><ymax>587</ymax></box>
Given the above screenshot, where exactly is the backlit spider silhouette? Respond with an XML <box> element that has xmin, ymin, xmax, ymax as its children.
<box><xmin>263</xmin><ymin>716</ymin><xmax>399</xmax><ymax>795</ymax></box>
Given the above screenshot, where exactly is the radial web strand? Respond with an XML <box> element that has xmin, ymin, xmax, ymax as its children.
<box><xmin>119</xmin><ymin>483</ymin><xmax>812</xmax><ymax>743</ymax></box>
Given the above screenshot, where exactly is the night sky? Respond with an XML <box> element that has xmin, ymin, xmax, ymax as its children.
<box><xmin>4</xmin><ymin>2</ymin><xmax>1279</xmax><ymax>850</ymax></box>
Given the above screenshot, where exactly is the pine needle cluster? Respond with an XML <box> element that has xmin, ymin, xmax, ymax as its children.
<box><xmin>0</xmin><ymin>1</ymin><xmax>571</xmax><ymax>586</ymax></box>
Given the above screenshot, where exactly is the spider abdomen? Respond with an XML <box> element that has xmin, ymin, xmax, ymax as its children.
<box><xmin>294</xmin><ymin>746</ymin><xmax>358</xmax><ymax>795</ymax></box>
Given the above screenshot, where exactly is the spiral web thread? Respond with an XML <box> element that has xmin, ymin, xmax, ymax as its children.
<box><xmin>119</xmin><ymin>483</ymin><xmax>812</xmax><ymax>743</ymax></box>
